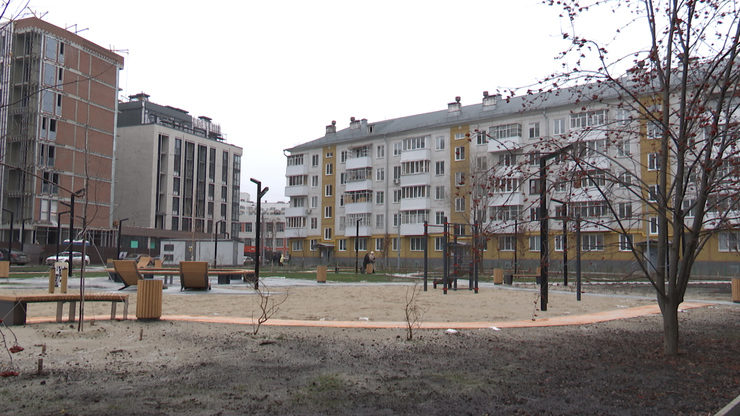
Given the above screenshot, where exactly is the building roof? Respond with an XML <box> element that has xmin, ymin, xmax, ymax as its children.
<box><xmin>285</xmin><ymin>84</ymin><xmax>605</xmax><ymax>153</ymax></box>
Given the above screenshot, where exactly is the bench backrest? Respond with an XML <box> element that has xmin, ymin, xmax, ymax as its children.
<box><xmin>113</xmin><ymin>260</ymin><xmax>144</xmax><ymax>287</ymax></box>
<box><xmin>180</xmin><ymin>261</ymin><xmax>209</xmax><ymax>290</ymax></box>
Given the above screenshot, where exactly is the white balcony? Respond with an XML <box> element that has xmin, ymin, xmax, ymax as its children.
<box><xmin>400</xmin><ymin>174</ymin><xmax>430</xmax><ymax>187</ymax></box>
<box><xmin>285</xmin><ymin>164</ymin><xmax>308</xmax><ymax>176</ymax></box>
<box><xmin>568</xmin><ymin>128</ymin><xmax>608</xmax><ymax>142</ymax></box>
<box><xmin>566</xmin><ymin>156</ymin><xmax>609</xmax><ymax>171</ymax></box>
<box><xmin>487</xmin><ymin>136</ymin><xmax>522</xmax><ymax>153</ymax></box>
<box><xmin>285</xmin><ymin>206</ymin><xmax>307</xmax><ymax>217</ymax></box>
<box><xmin>401</xmin><ymin>148</ymin><xmax>431</xmax><ymax>162</ymax></box>
<box><xmin>344</xmin><ymin>224</ymin><xmax>372</xmax><ymax>237</ymax></box>
<box><xmin>569</xmin><ymin>187</ymin><xmax>605</xmax><ymax>202</ymax></box>
<box><xmin>346</xmin><ymin>156</ymin><xmax>372</xmax><ymax>170</ymax></box>
<box><xmin>344</xmin><ymin>201</ymin><xmax>373</xmax><ymax>215</ymax></box>
<box><xmin>284</xmin><ymin>185</ymin><xmax>308</xmax><ymax>197</ymax></box>
<box><xmin>488</xmin><ymin>192</ymin><xmax>524</xmax><ymax>206</ymax></box>
<box><xmin>345</xmin><ymin>179</ymin><xmax>373</xmax><ymax>192</ymax></box>
<box><xmin>284</xmin><ymin>228</ymin><xmax>304</xmax><ymax>239</ymax></box>
<box><xmin>400</xmin><ymin>223</ymin><xmax>425</xmax><ymax>236</ymax></box>
<box><xmin>400</xmin><ymin>198</ymin><xmax>431</xmax><ymax>211</ymax></box>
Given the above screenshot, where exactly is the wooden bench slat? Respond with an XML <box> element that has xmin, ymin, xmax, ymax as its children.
<box><xmin>0</xmin><ymin>293</ymin><xmax>129</xmax><ymax>325</ymax></box>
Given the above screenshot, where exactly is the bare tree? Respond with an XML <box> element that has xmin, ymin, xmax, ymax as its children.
<box><xmin>404</xmin><ymin>282</ymin><xmax>425</xmax><ymax>340</ymax></box>
<box><xmin>520</xmin><ymin>0</ymin><xmax>740</xmax><ymax>355</ymax></box>
<box><xmin>251</xmin><ymin>283</ymin><xmax>288</xmax><ymax>336</ymax></box>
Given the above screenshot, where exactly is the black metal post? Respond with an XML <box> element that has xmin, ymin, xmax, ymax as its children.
<box><xmin>69</xmin><ymin>192</ymin><xmax>75</xmax><ymax>277</ymax></box>
<box><xmin>423</xmin><ymin>221</ymin><xmax>428</xmax><ymax>291</ymax></box>
<box><xmin>473</xmin><ymin>222</ymin><xmax>479</xmax><ymax>294</ymax></box>
<box><xmin>355</xmin><ymin>219</ymin><xmax>360</xmax><ymax>273</ymax></box>
<box><xmin>2</xmin><ymin>208</ymin><xmax>13</xmax><ymax>262</ymax></box>
<box><xmin>513</xmin><ymin>217</ymin><xmax>518</xmax><ymax>275</ymax></box>
<box><xmin>563</xmin><ymin>215</ymin><xmax>568</xmax><ymax>286</ymax></box>
<box><xmin>56</xmin><ymin>211</ymin><xmax>71</xmax><ymax>263</ymax></box>
<box><xmin>442</xmin><ymin>220</ymin><xmax>448</xmax><ymax>294</ymax></box>
<box><xmin>539</xmin><ymin>157</ymin><xmax>549</xmax><ymax>311</ymax></box>
<box><xmin>116</xmin><ymin>218</ymin><xmax>128</xmax><ymax>260</ymax></box>
<box><xmin>214</xmin><ymin>220</ymin><xmax>225</xmax><ymax>268</ymax></box>
<box><xmin>576</xmin><ymin>214</ymin><xmax>582</xmax><ymax>301</ymax></box>
<box><xmin>250</xmin><ymin>178</ymin><xmax>269</xmax><ymax>290</ymax></box>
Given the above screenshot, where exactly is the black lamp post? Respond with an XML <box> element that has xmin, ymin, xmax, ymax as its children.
<box><xmin>214</xmin><ymin>219</ymin><xmax>226</xmax><ymax>268</ymax></box>
<box><xmin>250</xmin><ymin>178</ymin><xmax>269</xmax><ymax>290</ymax></box>
<box><xmin>538</xmin><ymin>145</ymin><xmax>572</xmax><ymax>312</ymax></box>
<box><xmin>2</xmin><ymin>208</ymin><xmax>13</xmax><ymax>262</ymax></box>
<box><xmin>115</xmin><ymin>218</ymin><xmax>129</xmax><ymax>260</ymax></box>
<box><xmin>355</xmin><ymin>219</ymin><xmax>360</xmax><ymax>273</ymax></box>
<box><xmin>56</xmin><ymin>210</ymin><xmax>71</xmax><ymax>262</ymax></box>
<box><xmin>551</xmin><ymin>198</ymin><xmax>568</xmax><ymax>286</ymax></box>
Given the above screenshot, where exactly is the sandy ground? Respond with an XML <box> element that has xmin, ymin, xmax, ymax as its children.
<box><xmin>0</xmin><ymin>275</ymin><xmax>737</xmax><ymax>415</ymax></box>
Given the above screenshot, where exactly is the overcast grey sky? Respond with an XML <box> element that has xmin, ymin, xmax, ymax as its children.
<box><xmin>20</xmin><ymin>0</ymin><xmax>633</xmax><ymax>202</ymax></box>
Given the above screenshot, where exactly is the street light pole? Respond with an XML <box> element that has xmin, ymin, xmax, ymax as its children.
<box><xmin>355</xmin><ymin>219</ymin><xmax>360</xmax><ymax>273</ymax></box>
<box><xmin>214</xmin><ymin>219</ymin><xmax>226</xmax><ymax>268</ymax></box>
<box><xmin>2</xmin><ymin>208</ymin><xmax>13</xmax><ymax>262</ymax></box>
<box><xmin>116</xmin><ymin>218</ymin><xmax>129</xmax><ymax>260</ymax></box>
<box><xmin>250</xmin><ymin>178</ymin><xmax>269</xmax><ymax>290</ymax></box>
<box><xmin>56</xmin><ymin>211</ymin><xmax>71</xmax><ymax>262</ymax></box>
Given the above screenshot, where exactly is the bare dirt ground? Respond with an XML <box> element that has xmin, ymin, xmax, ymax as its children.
<box><xmin>1</xmin><ymin>281</ymin><xmax>738</xmax><ymax>415</ymax></box>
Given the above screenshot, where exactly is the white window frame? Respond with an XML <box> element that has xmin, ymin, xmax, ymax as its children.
<box><xmin>454</xmin><ymin>146</ymin><xmax>466</xmax><ymax>161</ymax></box>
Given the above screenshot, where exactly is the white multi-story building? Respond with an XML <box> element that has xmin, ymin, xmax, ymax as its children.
<box><xmin>116</xmin><ymin>93</ymin><xmax>242</xmax><ymax>239</ymax></box>
<box><xmin>237</xmin><ymin>192</ymin><xmax>288</xmax><ymax>262</ymax></box>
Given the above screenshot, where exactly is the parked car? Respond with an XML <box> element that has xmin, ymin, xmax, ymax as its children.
<box><xmin>0</xmin><ymin>248</ymin><xmax>30</xmax><ymax>265</ymax></box>
<box><xmin>45</xmin><ymin>251</ymin><xmax>90</xmax><ymax>266</ymax></box>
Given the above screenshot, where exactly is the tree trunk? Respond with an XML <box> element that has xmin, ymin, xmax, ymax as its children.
<box><xmin>661</xmin><ymin>299</ymin><xmax>680</xmax><ymax>355</ymax></box>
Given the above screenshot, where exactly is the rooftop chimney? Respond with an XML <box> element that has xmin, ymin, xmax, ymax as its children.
<box><xmin>482</xmin><ymin>91</ymin><xmax>501</xmax><ymax>107</ymax></box>
<box><xmin>448</xmin><ymin>96</ymin><xmax>462</xmax><ymax>113</ymax></box>
<box><xmin>128</xmin><ymin>92</ymin><xmax>150</xmax><ymax>102</ymax></box>
<box><xmin>325</xmin><ymin>120</ymin><xmax>337</xmax><ymax>134</ymax></box>
<box><xmin>350</xmin><ymin>116</ymin><xmax>361</xmax><ymax>129</ymax></box>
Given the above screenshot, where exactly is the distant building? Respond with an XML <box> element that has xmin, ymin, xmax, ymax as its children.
<box><xmin>237</xmin><ymin>193</ymin><xmax>288</xmax><ymax>261</ymax></box>
<box><xmin>115</xmin><ymin>93</ymin><xmax>243</xmax><ymax>243</ymax></box>
<box><xmin>0</xmin><ymin>17</ymin><xmax>124</xmax><ymax>252</ymax></box>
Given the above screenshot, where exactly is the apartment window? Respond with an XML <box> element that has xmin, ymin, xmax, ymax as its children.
<box><xmin>435</xmin><ymin>161</ymin><xmax>445</xmax><ymax>175</ymax></box>
<box><xmin>310</xmin><ymin>175</ymin><xmax>318</xmax><ymax>187</ymax></box>
<box><xmin>618</xmin><ymin>203</ymin><xmax>633</xmax><ymax>219</ymax></box>
<box><xmin>434</xmin><ymin>237</ymin><xmax>445</xmax><ymax>251</ymax></box>
<box><xmin>528</xmin><ymin>122</ymin><xmax>540</xmax><ymax>138</ymax></box>
<box><xmin>339</xmin><ymin>173</ymin><xmax>346</xmax><ymax>185</ymax></box>
<box><xmin>326</xmin><ymin>152</ymin><xmax>333</xmax><ymax>158</ymax></box>
<box><xmin>553</xmin><ymin>118</ymin><xmax>566</xmax><ymax>135</ymax></box>
<box><xmin>393</xmin><ymin>213</ymin><xmax>400</xmax><ymax>227</ymax></box>
<box><xmin>529</xmin><ymin>179</ymin><xmax>541</xmax><ymax>195</ymax></box>
<box><xmin>619</xmin><ymin>234</ymin><xmax>634</xmax><ymax>251</ymax></box>
<box><xmin>682</xmin><ymin>199</ymin><xmax>696</xmax><ymax>217</ymax></box>
<box><xmin>310</xmin><ymin>217</ymin><xmax>318</xmax><ymax>229</ymax></box>
<box><xmin>582</xmin><ymin>234</ymin><xmax>604</xmax><ymax>251</ymax></box>
<box><xmin>648</xmin><ymin>153</ymin><xmax>659</xmax><ymax>170</ymax></box>
<box><xmin>454</xmin><ymin>132</ymin><xmax>467</xmax><ymax>140</ymax></box>
<box><xmin>530</xmin><ymin>207</ymin><xmax>540</xmax><ymax>222</ymax></box>
<box><xmin>376</xmin><ymin>145</ymin><xmax>385</xmax><ymax>158</ymax></box>
<box><xmin>222</xmin><ymin>151</ymin><xmax>229</xmax><ymax>183</ymax></box>
<box><xmin>476</xmin><ymin>130</ymin><xmax>488</xmax><ymax>145</ymax></box>
<box><xmin>291</xmin><ymin>240</ymin><xmax>303</xmax><ymax>251</ymax></box>
<box><xmin>436</xmin><ymin>136</ymin><xmax>445</xmax><ymax>150</ymax></box>
<box><xmin>393</xmin><ymin>142</ymin><xmax>402</xmax><ymax>156</ymax></box>
<box><xmin>340</xmin><ymin>151</ymin><xmax>347</xmax><ymax>163</ymax></box>
<box><xmin>455</xmin><ymin>197</ymin><xmax>465</xmax><ymax>212</ymax></box>
<box><xmin>323</xmin><ymin>228</ymin><xmax>332</xmax><ymax>240</ymax></box>
<box><xmin>455</xmin><ymin>172</ymin><xmax>464</xmax><ymax>186</ymax></box>
<box><xmin>649</xmin><ymin>217</ymin><xmax>659</xmax><ymax>235</ymax></box>
<box><xmin>376</xmin><ymin>214</ymin><xmax>384</xmax><ymax>228</ymax></box>
<box><xmin>646</xmin><ymin>122</ymin><xmax>661</xmax><ymax>139</ymax></box>
<box><xmin>325</xmin><ymin>184</ymin><xmax>333</xmax><ymax>197</ymax></box>
<box><xmin>39</xmin><ymin>199</ymin><xmax>57</xmax><ymax>222</ymax></box>
<box><xmin>376</xmin><ymin>168</ymin><xmax>385</xmax><ymax>181</ymax></box>
<box><xmin>490</xmin><ymin>123</ymin><xmax>522</xmax><ymax>139</ymax></box>
<box><xmin>324</xmin><ymin>206</ymin><xmax>333</xmax><ymax>218</ymax></box>
<box><xmin>376</xmin><ymin>191</ymin><xmax>384</xmax><ymax>205</ymax></box>
<box><xmin>616</xmin><ymin>139</ymin><xmax>631</xmax><ymax>156</ymax></box>
<box><xmin>312</xmin><ymin>154</ymin><xmax>319</xmax><ymax>166</ymax></box>
<box><xmin>476</xmin><ymin>156</ymin><xmax>487</xmax><ymax>171</ymax></box>
<box><xmin>310</xmin><ymin>239</ymin><xmax>318</xmax><ymax>251</ymax></box>
<box><xmin>338</xmin><ymin>240</ymin><xmax>347</xmax><ymax>251</ymax></box>
<box><xmin>325</xmin><ymin>163</ymin><xmax>333</xmax><ymax>175</ymax></box>
<box><xmin>554</xmin><ymin>235</ymin><xmax>564</xmax><ymax>252</ymax></box>
<box><xmin>392</xmin><ymin>237</ymin><xmax>400</xmax><ymax>251</ymax></box>
<box><xmin>435</xmin><ymin>186</ymin><xmax>445</xmax><ymax>200</ymax></box>
<box><xmin>498</xmin><ymin>236</ymin><xmax>515</xmax><ymax>251</ymax></box>
<box><xmin>375</xmin><ymin>239</ymin><xmax>384</xmax><ymax>251</ymax></box>
<box><xmin>618</xmin><ymin>171</ymin><xmax>633</xmax><ymax>187</ymax></box>
<box><xmin>356</xmin><ymin>238</ymin><xmax>367</xmax><ymax>251</ymax></box>
<box><xmin>172</xmin><ymin>197</ymin><xmax>180</xmax><ymax>215</ymax></box>
<box><xmin>393</xmin><ymin>190</ymin><xmax>401</xmax><ymax>203</ymax></box>
<box><xmin>410</xmin><ymin>237</ymin><xmax>425</xmax><ymax>251</ymax></box>
<box><xmin>454</xmin><ymin>146</ymin><xmax>466</xmax><ymax>161</ymax></box>
<box><xmin>648</xmin><ymin>185</ymin><xmax>660</xmax><ymax>202</ymax></box>
<box><xmin>570</xmin><ymin>109</ymin><xmax>607</xmax><ymax>129</ymax></box>
<box><xmin>719</xmin><ymin>231</ymin><xmax>740</xmax><ymax>252</ymax></box>
<box><xmin>529</xmin><ymin>235</ymin><xmax>541</xmax><ymax>251</ymax></box>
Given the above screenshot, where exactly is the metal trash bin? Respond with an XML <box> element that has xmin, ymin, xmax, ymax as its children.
<box><xmin>504</xmin><ymin>274</ymin><xmax>513</xmax><ymax>285</ymax></box>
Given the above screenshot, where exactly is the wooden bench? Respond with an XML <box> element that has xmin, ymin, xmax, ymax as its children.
<box><xmin>513</xmin><ymin>267</ymin><xmax>542</xmax><ymax>281</ymax></box>
<box><xmin>0</xmin><ymin>293</ymin><xmax>129</xmax><ymax>325</ymax></box>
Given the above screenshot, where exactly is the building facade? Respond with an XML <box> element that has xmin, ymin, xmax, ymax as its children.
<box><xmin>116</xmin><ymin>93</ymin><xmax>242</xmax><ymax>240</ymax></box>
<box><xmin>237</xmin><ymin>193</ymin><xmax>288</xmax><ymax>262</ymax></box>
<box><xmin>284</xmin><ymin>92</ymin><xmax>740</xmax><ymax>275</ymax></box>
<box><xmin>0</xmin><ymin>17</ymin><xmax>124</xmax><ymax>252</ymax></box>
